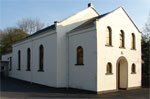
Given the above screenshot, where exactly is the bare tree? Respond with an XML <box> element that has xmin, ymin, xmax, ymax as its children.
<box><xmin>142</xmin><ymin>13</ymin><xmax>150</xmax><ymax>76</ymax></box>
<box><xmin>143</xmin><ymin>13</ymin><xmax>150</xmax><ymax>41</ymax></box>
<box><xmin>17</xmin><ymin>18</ymin><xmax>45</xmax><ymax>34</ymax></box>
<box><xmin>0</xmin><ymin>29</ymin><xmax>3</xmax><ymax>35</ymax></box>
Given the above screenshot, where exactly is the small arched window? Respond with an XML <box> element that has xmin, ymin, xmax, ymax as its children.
<box><xmin>106</xmin><ymin>62</ymin><xmax>112</xmax><ymax>74</ymax></box>
<box><xmin>131</xmin><ymin>63</ymin><xmax>136</xmax><ymax>74</ymax></box>
<box><xmin>106</xmin><ymin>26</ymin><xmax>112</xmax><ymax>46</ymax></box>
<box><xmin>18</xmin><ymin>50</ymin><xmax>21</xmax><ymax>70</ymax></box>
<box><xmin>76</xmin><ymin>46</ymin><xmax>84</xmax><ymax>65</ymax></box>
<box><xmin>131</xmin><ymin>33</ymin><xmax>136</xmax><ymax>49</ymax></box>
<box><xmin>39</xmin><ymin>45</ymin><xmax>44</xmax><ymax>71</ymax></box>
<box><xmin>27</xmin><ymin>48</ymin><xmax>31</xmax><ymax>71</ymax></box>
<box><xmin>120</xmin><ymin>30</ymin><xmax>125</xmax><ymax>48</ymax></box>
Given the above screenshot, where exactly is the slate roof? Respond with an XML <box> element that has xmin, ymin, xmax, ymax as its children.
<box><xmin>13</xmin><ymin>24</ymin><xmax>55</xmax><ymax>45</ymax></box>
<box><xmin>69</xmin><ymin>17</ymin><xmax>97</xmax><ymax>32</ymax></box>
<box><xmin>69</xmin><ymin>12</ymin><xmax>110</xmax><ymax>33</ymax></box>
<box><xmin>97</xmin><ymin>12</ymin><xmax>110</xmax><ymax>19</ymax></box>
<box><xmin>26</xmin><ymin>24</ymin><xmax>55</xmax><ymax>38</ymax></box>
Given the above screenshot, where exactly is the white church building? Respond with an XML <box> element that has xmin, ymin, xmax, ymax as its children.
<box><xmin>2</xmin><ymin>3</ymin><xmax>141</xmax><ymax>93</ymax></box>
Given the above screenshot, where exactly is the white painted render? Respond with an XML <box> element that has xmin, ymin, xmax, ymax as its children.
<box><xmin>56</xmin><ymin>6</ymin><xmax>99</xmax><ymax>87</ymax></box>
<box><xmin>68</xmin><ymin>26</ymin><xmax>97</xmax><ymax>91</ymax></box>
<box><xmin>1</xmin><ymin>4</ymin><xmax>141</xmax><ymax>93</ymax></box>
<box><xmin>2</xmin><ymin>53</ymin><xmax>12</xmax><ymax>61</ymax></box>
<box><xmin>1</xmin><ymin>53</ymin><xmax>12</xmax><ymax>76</ymax></box>
<box><xmin>96</xmin><ymin>7</ymin><xmax>141</xmax><ymax>92</ymax></box>
<box><xmin>11</xmin><ymin>30</ymin><xmax>57</xmax><ymax>87</ymax></box>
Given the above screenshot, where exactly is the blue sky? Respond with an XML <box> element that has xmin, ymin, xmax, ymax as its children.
<box><xmin>0</xmin><ymin>0</ymin><xmax>150</xmax><ymax>31</ymax></box>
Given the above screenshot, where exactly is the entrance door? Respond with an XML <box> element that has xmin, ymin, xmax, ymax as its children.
<box><xmin>117</xmin><ymin>57</ymin><xmax>128</xmax><ymax>89</ymax></box>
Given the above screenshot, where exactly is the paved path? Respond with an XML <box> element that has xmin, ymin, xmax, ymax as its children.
<box><xmin>0</xmin><ymin>77</ymin><xmax>149</xmax><ymax>99</ymax></box>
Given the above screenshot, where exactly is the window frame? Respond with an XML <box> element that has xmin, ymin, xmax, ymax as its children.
<box><xmin>119</xmin><ymin>30</ymin><xmax>125</xmax><ymax>48</ymax></box>
<box><xmin>105</xmin><ymin>62</ymin><xmax>113</xmax><ymax>75</ymax></box>
<box><xmin>26</xmin><ymin>48</ymin><xmax>31</xmax><ymax>71</ymax></box>
<box><xmin>17</xmin><ymin>50</ymin><xmax>21</xmax><ymax>70</ymax></box>
<box><xmin>105</xmin><ymin>26</ymin><xmax>113</xmax><ymax>47</ymax></box>
<box><xmin>131</xmin><ymin>63</ymin><xmax>136</xmax><ymax>74</ymax></box>
<box><xmin>131</xmin><ymin>33</ymin><xmax>136</xmax><ymax>50</ymax></box>
<box><xmin>38</xmin><ymin>45</ymin><xmax>44</xmax><ymax>72</ymax></box>
<box><xmin>9</xmin><ymin>57</ymin><xmax>12</xmax><ymax>71</ymax></box>
<box><xmin>75</xmin><ymin>46</ymin><xmax>84</xmax><ymax>66</ymax></box>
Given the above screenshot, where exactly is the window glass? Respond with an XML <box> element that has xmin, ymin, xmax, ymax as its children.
<box><xmin>77</xmin><ymin>46</ymin><xmax>84</xmax><ymax>65</ymax></box>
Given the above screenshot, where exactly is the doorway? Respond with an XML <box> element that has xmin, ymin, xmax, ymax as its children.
<box><xmin>116</xmin><ymin>56</ymin><xmax>128</xmax><ymax>89</ymax></box>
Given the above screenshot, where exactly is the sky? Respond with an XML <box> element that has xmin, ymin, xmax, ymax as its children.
<box><xmin>0</xmin><ymin>0</ymin><xmax>150</xmax><ymax>32</ymax></box>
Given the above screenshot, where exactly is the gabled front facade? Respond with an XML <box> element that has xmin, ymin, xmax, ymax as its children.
<box><xmin>96</xmin><ymin>7</ymin><xmax>141</xmax><ymax>92</ymax></box>
<box><xmin>1</xmin><ymin>3</ymin><xmax>141</xmax><ymax>93</ymax></box>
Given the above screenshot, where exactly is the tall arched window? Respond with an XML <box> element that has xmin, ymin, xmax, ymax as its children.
<box><xmin>76</xmin><ymin>46</ymin><xmax>84</xmax><ymax>65</ymax></box>
<box><xmin>18</xmin><ymin>50</ymin><xmax>21</xmax><ymax>70</ymax></box>
<box><xmin>131</xmin><ymin>63</ymin><xmax>136</xmax><ymax>74</ymax></box>
<box><xmin>9</xmin><ymin>57</ymin><xmax>12</xmax><ymax>71</ymax></box>
<box><xmin>106</xmin><ymin>26</ymin><xmax>112</xmax><ymax>46</ymax></box>
<box><xmin>120</xmin><ymin>30</ymin><xmax>125</xmax><ymax>48</ymax></box>
<box><xmin>27</xmin><ymin>48</ymin><xmax>31</xmax><ymax>71</ymax></box>
<box><xmin>106</xmin><ymin>62</ymin><xmax>112</xmax><ymax>74</ymax></box>
<box><xmin>131</xmin><ymin>33</ymin><xmax>135</xmax><ymax>49</ymax></box>
<box><xmin>39</xmin><ymin>45</ymin><xmax>44</xmax><ymax>71</ymax></box>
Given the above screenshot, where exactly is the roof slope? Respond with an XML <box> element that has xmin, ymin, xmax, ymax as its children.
<box><xmin>69</xmin><ymin>7</ymin><xmax>141</xmax><ymax>33</ymax></box>
<box><xmin>69</xmin><ymin>12</ymin><xmax>110</xmax><ymax>33</ymax></box>
<box><xmin>23</xmin><ymin>24</ymin><xmax>55</xmax><ymax>39</ymax></box>
<box><xmin>13</xmin><ymin>24</ymin><xmax>55</xmax><ymax>45</ymax></box>
<box><xmin>120</xmin><ymin>7</ymin><xmax>141</xmax><ymax>33</ymax></box>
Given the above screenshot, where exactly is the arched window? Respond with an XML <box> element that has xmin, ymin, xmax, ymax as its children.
<box><xmin>27</xmin><ymin>48</ymin><xmax>31</xmax><ymax>71</ymax></box>
<box><xmin>106</xmin><ymin>26</ymin><xmax>112</xmax><ymax>46</ymax></box>
<box><xmin>9</xmin><ymin>57</ymin><xmax>12</xmax><ymax>71</ymax></box>
<box><xmin>76</xmin><ymin>46</ymin><xmax>84</xmax><ymax>65</ymax></box>
<box><xmin>120</xmin><ymin>30</ymin><xmax>125</xmax><ymax>48</ymax></box>
<box><xmin>131</xmin><ymin>33</ymin><xmax>135</xmax><ymax>49</ymax></box>
<box><xmin>131</xmin><ymin>63</ymin><xmax>136</xmax><ymax>74</ymax></box>
<box><xmin>39</xmin><ymin>45</ymin><xmax>44</xmax><ymax>71</ymax></box>
<box><xmin>18</xmin><ymin>50</ymin><xmax>21</xmax><ymax>70</ymax></box>
<box><xmin>106</xmin><ymin>62</ymin><xmax>112</xmax><ymax>74</ymax></box>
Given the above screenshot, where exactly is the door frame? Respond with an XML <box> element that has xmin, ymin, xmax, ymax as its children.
<box><xmin>116</xmin><ymin>56</ymin><xmax>128</xmax><ymax>90</ymax></box>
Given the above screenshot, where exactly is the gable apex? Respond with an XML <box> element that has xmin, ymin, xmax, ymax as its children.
<box><xmin>96</xmin><ymin>7</ymin><xmax>141</xmax><ymax>33</ymax></box>
<box><xmin>120</xmin><ymin>7</ymin><xmax>141</xmax><ymax>33</ymax></box>
<box><xmin>58</xmin><ymin>4</ymin><xmax>99</xmax><ymax>24</ymax></box>
<box><xmin>110</xmin><ymin>7</ymin><xmax>141</xmax><ymax>33</ymax></box>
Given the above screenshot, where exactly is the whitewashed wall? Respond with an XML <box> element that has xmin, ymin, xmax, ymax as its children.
<box><xmin>1</xmin><ymin>53</ymin><xmax>12</xmax><ymax>61</ymax></box>
<box><xmin>56</xmin><ymin>6</ymin><xmax>99</xmax><ymax>87</ymax></box>
<box><xmin>12</xmin><ymin>30</ymin><xmax>57</xmax><ymax>87</ymax></box>
<box><xmin>1</xmin><ymin>53</ymin><xmax>12</xmax><ymax>76</ymax></box>
<box><xmin>68</xmin><ymin>27</ymin><xmax>97</xmax><ymax>91</ymax></box>
<box><xmin>96</xmin><ymin>8</ymin><xmax>141</xmax><ymax>92</ymax></box>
